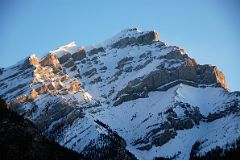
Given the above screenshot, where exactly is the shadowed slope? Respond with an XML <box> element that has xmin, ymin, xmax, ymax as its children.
<box><xmin>0</xmin><ymin>98</ymin><xmax>84</xmax><ymax>160</ymax></box>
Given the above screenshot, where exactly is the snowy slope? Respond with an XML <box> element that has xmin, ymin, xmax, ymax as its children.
<box><xmin>93</xmin><ymin>84</ymin><xmax>239</xmax><ymax>160</ymax></box>
<box><xmin>0</xmin><ymin>28</ymin><xmax>239</xmax><ymax>160</ymax></box>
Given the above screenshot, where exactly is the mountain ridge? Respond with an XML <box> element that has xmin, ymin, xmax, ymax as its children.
<box><xmin>0</xmin><ymin>28</ymin><xmax>239</xmax><ymax>160</ymax></box>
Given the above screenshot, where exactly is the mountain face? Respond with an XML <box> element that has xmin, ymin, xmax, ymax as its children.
<box><xmin>0</xmin><ymin>28</ymin><xmax>239</xmax><ymax>160</ymax></box>
<box><xmin>0</xmin><ymin>98</ymin><xmax>84</xmax><ymax>160</ymax></box>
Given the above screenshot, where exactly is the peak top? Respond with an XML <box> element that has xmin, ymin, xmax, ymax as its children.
<box><xmin>50</xmin><ymin>42</ymin><xmax>82</xmax><ymax>57</ymax></box>
<box><xmin>60</xmin><ymin>41</ymin><xmax>77</xmax><ymax>49</ymax></box>
<box><xmin>95</xmin><ymin>28</ymin><xmax>159</xmax><ymax>48</ymax></box>
<box><xmin>118</xmin><ymin>27</ymin><xmax>140</xmax><ymax>35</ymax></box>
<box><xmin>116</xmin><ymin>28</ymin><xmax>158</xmax><ymax>39</ymax></box>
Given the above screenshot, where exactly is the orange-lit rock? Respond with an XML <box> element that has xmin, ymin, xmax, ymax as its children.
<box><xmin>40</xmin><ymin>53</ymin><xmax>60</xmax><ymax>70</ymax></box>
<box><xmin>29</xmin><ymin>89</ymin><xmax>38</xmax><ymax>99</ymax></box>
<box><xmin>68</xmin><ymin>80</ymin><xmax>81</xmax><ymax>93</ymax></box>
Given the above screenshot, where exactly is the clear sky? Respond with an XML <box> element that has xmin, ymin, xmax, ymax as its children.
<box><xmin>0</xmin><ymin>0</ymin><xmax>239</xmax><ymax>91</ymax></box>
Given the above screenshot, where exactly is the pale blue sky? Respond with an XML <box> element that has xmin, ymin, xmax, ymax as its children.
<box><xmin>0</xmin><ymin>0</ymin><xmax>239</xmax><ymax>91</ymax></box>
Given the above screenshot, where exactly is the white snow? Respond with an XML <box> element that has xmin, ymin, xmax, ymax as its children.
<box><xmin>92</xmin><ymin>84</ymin><xmax>238</xmax><ymax>160</ymax></box>
<box><xmin>174</xmin><ymin>84</ymin><xmax>229</xmax><ymax>116</ymax></box>
<box><xmin>50</xmin><ymin>42</ymin><xmax>82</xmax><ymax>57</ymax></box>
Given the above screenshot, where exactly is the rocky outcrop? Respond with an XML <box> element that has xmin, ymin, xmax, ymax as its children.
<box><xmin>56</xmin><ymin>52</ymin><xmax>81</xmax><ymax>79</ymax></box>
<box><xmin>90</xmin><ymin>77</ymin><xmax>102</xmax><ymax>84</ymax></box>
<box><xmin>72</xmin><ymin>48</ymin><xmax>86</xmax><ymax>61</ymax></box>
<box><xmin>133</xmin><ymin>102</ymin><xmax>202</xmax><ymax>150</ymax></box>
<box><xmin>69</xmin><ymin>80</ymin><xmax>81</xmax><ymax>93</ymax></box>
<box><xmin>58</xmin><ymin>53</ymin><xmax>72</xmax><ymax>64</ymax></box>
<box><xmin>99</xmin><ymin>66</ymin><xmax>107</xmax><ymax>71</ymax></box>
<box><xmin>206</xmin><ymin>99</ymin><xmax>240</xmax><ymax>122</ymax></box>
<box><xmin>116</xmin><ymin>57</ymin><xmax>134</xmax><ymax>69</ymax></box>
<box><xmin>111</xmin><ymin>31</ymin><xmax>159</xmax><ymax>48</ymax></box>
<box><xmin>137</xmin><ymin>31</ymin><xmax>159</xmax><ymax>44</ymax></box>
<box><xmin>87</xmin><ymin>47</ymin><xmax>105</xmax><ymax>56</ymax></box>
<box><xmin>29</xmin><ymin>54</ymin><xmax>39</xmax><ymax>66</ymax></box>
<box><xmin>83</xmin><ymin>68</ymin><xmax>97</xmax><ymax>78</ymax></box>
<box><xmin>40</xmin><ymin>53</ymin><xmax>61</xmax><ymax>70</ymax></box>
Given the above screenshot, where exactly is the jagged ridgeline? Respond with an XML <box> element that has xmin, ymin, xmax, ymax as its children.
<box><xmin>0</xmin><ymin>28</ymin><xmax>239</xmax><ymax>160</ymax></box>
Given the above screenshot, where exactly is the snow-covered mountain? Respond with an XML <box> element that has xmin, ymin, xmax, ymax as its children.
<box><xmin>0</xmin><ymin>28</ymin><xmax>239</xmax><ymax>160</ymax></box>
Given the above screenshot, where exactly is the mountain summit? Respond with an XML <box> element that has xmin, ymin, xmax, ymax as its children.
<box><xmin>0</xmin><ymin>28</ymin><xmax>239</xmax><ymax>160</ymax></box>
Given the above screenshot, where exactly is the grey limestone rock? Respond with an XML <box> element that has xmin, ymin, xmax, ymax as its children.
<box><xmin>113</xmin><ymin>50</ymin><xmax>227</xmax><ymax>106</ymax></box>
<box><xmin>72</xmin><ymin>48</ymin><xmax>86</xmax><ymax>61</ymax></box>
<box><xmin>58</xmin><ymin>52</ymin><xmax>72</xmax><ymax>64</ymax></box>
<box><xmin>111</xmin><ymin>31</ymin><xmax>159</xmax><ymax>49</ymax></box>
<box><xmin>83</xmin><ymin>68</ymin><xmax>97</xmax><ymax>78</ymax></box>
<box><xmin>88</xmin><ymin>47</ymin><xmax>105</xmax><ymax>56</ymax></box>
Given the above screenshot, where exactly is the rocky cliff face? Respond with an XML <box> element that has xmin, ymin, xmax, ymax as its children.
<box><xmin>0</xmin><ymin>28</ymin><xmax>239</xmax><ymax>160</ymax></box>
<box><xmin>113</xmin><ymin>49</ymin><xmax>227</xmax><ymax>106</ymax></box>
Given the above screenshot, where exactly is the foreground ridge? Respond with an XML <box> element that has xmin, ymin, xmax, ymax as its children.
<box><xmin>0</xmin><ymin>98</ymin><xmax>84</xmax><ymax>160</ymax></box>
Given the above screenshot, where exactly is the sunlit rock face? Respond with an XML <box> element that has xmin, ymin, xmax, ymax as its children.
<box><xmin>0</xmin><ymin>28</ymin><xmax>239</xmax><ymax>160</ymax></box>
<box><xmin>40</xmin><ymin>53</ymin><xmax>61</xmax><ymax>70</ymax></box>
<box><xmin>0</xmin><ymin>51</ymin><xmax>92</xmax><ymax>137</ymax></box>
